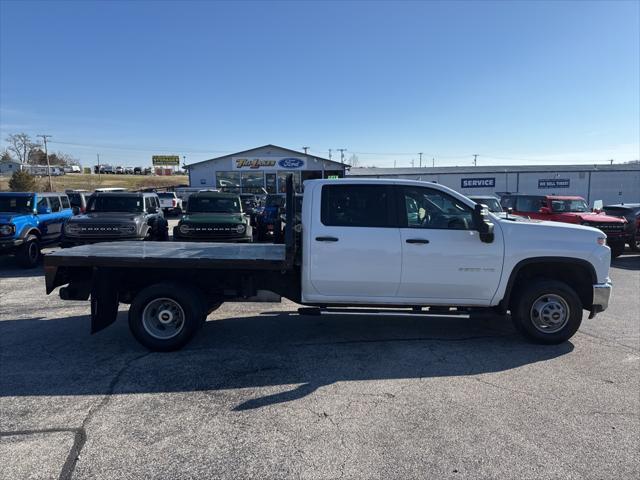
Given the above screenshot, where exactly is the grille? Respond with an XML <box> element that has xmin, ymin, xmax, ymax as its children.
<box><xmin>587</xmin><ymin>223</ymin><xmax>625</xmax><ymax>234</ymax></box>
<box><xmin>184</xmin><ymin>224</ymin><xmax>244</xmax><ymax>239</ymax></box>
<box><xmin>76</xmin><ymin>224</ymin><xmax>129</xmax><ymax>236</ymax></box>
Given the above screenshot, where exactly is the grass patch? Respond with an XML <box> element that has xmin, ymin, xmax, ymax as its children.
<box><xmin>0</xmin><ymin>173</ymin><xmax>189</xmax><ymax>192</ymax></box>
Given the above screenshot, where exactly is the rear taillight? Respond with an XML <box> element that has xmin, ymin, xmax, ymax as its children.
<box><xmin>172</xmin><ymin>199</ymin><xmax>177</xmax><ymax>207</ymax></box>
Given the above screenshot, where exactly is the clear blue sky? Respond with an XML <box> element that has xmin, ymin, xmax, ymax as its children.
<box><xmin>1</xmin><ymin>0</ymin><xmax>638</xmax><ymax>168</ymax></box>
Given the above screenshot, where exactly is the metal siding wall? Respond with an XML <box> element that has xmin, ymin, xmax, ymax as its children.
<box><xmin>588</xmin><ymin>170</ymin><xmax>640</xmax><ymax>204</ymax></box>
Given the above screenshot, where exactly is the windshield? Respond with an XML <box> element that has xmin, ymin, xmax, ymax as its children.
<box><xmin>471</xmin><ymin>197</ymin><xmax>502</xmax><ymax>213</ymax></box>
<box><xmin>188</xmin><ymin>196</ymin><xmax>241</xmax><ymax>213</ymax></box>
<box><xmin>87</xmin><ymin>196</ymin><xmax>143</xmax><ymax>213</ymax></box>
<box><xmin>0</xmin><ymin>195</ymin><xmax>34</xmax><ymax>214</ymax></box>
<box><xmin>550</xmin><ymin>199</ymin><xmax>589</xmax><ymax>213</ymax></box>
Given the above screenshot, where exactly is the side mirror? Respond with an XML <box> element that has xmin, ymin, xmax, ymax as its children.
<box><xmin>539</xmin><ymin>207</ymin><xmax>551</xmax><ymax>214</ymax></box>
<box><xmin>71</xmin><ymin>206</ymin><xmax>80</xmax><ymax>215</ymax></box>
<box><xmin>472</xmin><ymin>204</ymin><xmax>494</xmax><ymax>243</ymax></box>
<box><xmin>37</xmin><ymin>206</ymin><xmax>52</xmax><ymax>215</ymax></box>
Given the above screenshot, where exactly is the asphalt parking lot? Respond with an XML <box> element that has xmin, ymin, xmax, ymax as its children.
<box><xmin>0</xmin><ymin>247</ymin><xmax>638</xmax><ymax>480</ymax></box>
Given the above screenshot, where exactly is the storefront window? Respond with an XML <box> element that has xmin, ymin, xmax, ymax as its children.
<box><xmin>277</xmin><ymin>171</ymin><xmax>302</xmax><ymax>193</ymax></box>
<box><xmin>265</xmin><ymin>173</ymin><xmax>276</xmax><ymax>193</ymax></box>
<box><xmin>216</xmin><ymin>172</ymin><xmax>240</xmax><ymax>192</ymax></box>
<box><xmin>241</xmin><ymin>172</ymin><xmax>264</xmax><ymax>193</ymax></box>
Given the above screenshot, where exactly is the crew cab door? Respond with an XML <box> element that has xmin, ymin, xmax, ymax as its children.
<box><xmin>395</xmin><ymin>185</ymin><xmax>503</xmax><ymax>304</ymax></box>
<box><xmin>306</xmin><ymin>184</ymin><xmax>401</xmax><ymax>299</ymax></box>
<box><xmin>35</xmin><ymin>196</ymin><xmax>57</xmax><ymax>244</ymax></box>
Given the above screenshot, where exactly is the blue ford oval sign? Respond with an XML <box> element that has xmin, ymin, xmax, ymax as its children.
<box><xmin>278</xmin><ymin>157</ymin><xmax>305</xmax><ymax>169</ymax></box>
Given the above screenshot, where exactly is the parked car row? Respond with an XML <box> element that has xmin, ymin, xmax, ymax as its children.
<box><xmin>2</xmin><ymin>187</ymin><xmax>637</xmax><ymax>269</ymax></box>
<box><xmin>93</xmin><ymin>165</ymin><xmax>154</xmax><ymax>175</ymax></box>
<box><xmin>469</xmin><ymin>193</ymin><xmax>635</xmax><ymax>258</ymax></box>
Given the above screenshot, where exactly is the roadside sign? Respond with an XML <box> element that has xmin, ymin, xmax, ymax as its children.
<box><xmin>461</xmin><ymin>177</ymin><xmax>495</xmax><ymax>188</ymax></box>
<box><xmin>538</xmin><ymin>178</ymin><xmax>570</xmax><ymax>189</ymax></box>
<box><xmin>152</xmin><ymin>155</ymin><xmax>180</xmax><ymax>166</ymax></box>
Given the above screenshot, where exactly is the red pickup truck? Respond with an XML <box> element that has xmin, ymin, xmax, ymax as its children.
<box><xmin>500</xmin><ymin>194</ymin><xmax>628</xmax><ymax>257</ymax></box>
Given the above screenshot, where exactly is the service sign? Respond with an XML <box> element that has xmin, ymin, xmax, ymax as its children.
<box><xmin>152</xmin><ymin>155</ymin><xmax>180</xmax><ymax>166</ymax></box>
<box><xmin>234</xmin><ymin>157</ymin><xmax>306</xmax><ymax>170</ymax></box>
<box><xmin>460</xmin><ymin>177</ymin><xmax>495</xmax><ymax>188</ymax></box>
<box><xmin>538</xmin><ymin>178</ymin><xmax>570</xmax><ymax>189</ymax></box>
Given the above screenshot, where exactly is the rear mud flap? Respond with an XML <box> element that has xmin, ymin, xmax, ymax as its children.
<box><xmin>90</xmin><ymin>268</ymin><xmax>119</xmax><ymax>334</ymax></box>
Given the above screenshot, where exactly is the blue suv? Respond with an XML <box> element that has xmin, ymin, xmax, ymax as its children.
<box><xmin>0</xmin><ymin>192</ymin><xmax>74</xmax><ymax>268</ymax></box>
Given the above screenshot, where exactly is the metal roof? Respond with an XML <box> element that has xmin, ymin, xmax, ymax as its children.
<box><xmin>348</xmin><ymin>163</ymin><xmax>640</xmax><ymax>176</ymax></box>
<box><xmin>185</xmin><ymin>144</ymin><xmax>345</xmax><ymax>168</ymax></box>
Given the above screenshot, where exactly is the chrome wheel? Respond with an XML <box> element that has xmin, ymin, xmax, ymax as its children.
<box><xmin>142</xmin><ymin>298</ymin><xmax>185</xmax><ymax>340</ymax></box>
<box><xmin>530</xmin><ymin>294</ymin><xmax>570</xmax><ymax>334</ymax></box>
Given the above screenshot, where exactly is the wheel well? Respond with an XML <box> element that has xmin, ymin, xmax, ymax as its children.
<box><xmin>506</xmin><ymin>261</ymin><xmax>594</xmax><ymax>311</ymax></box>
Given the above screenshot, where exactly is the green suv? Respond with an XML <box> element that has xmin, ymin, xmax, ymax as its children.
<box><xmin>173</xmin><ymin>191</ymin><xmax>253</xmax><ymax>242</ymax></box>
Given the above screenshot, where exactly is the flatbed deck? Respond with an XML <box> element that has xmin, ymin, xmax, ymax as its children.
<box><xmin>44</xmin><ymin>241</ymin><xmax>288</xmax><ymax>270</ymax></box>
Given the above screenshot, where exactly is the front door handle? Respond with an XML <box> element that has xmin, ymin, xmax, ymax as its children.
<box><xmin>316</xmin><ymin>236</ymin><xmax>339</xmax><ymax>242</ymax></box>
<box><xmin>406</xmin><ymin>238</ymin><xmax>430</xmax><ymax>244</ymax></box>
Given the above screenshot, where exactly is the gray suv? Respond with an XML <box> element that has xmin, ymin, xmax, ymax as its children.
<box><xmin>61</xmin><ymin>192</ymin><xmax>168</xmax><ymax>247</ymax></box>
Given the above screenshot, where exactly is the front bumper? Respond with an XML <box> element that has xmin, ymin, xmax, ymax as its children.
<box><xmin>589</xmin><ymin>280</ymin><xmax>612</xmax><ymax>318</ymax></box>
<box><xmin>61</xmin><ymin>236</ymin><xmax>144</xmax><ymax>247</ymax></box>
<box><xmin>0</xmin><ymin>238</ymin><xmax>23</xmax><ymax>253</ymax></box>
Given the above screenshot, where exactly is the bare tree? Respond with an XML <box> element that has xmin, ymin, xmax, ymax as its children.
<box><xmin>348</xmin><ymin>154</ymin><xmax>360</xmax><ymax>167</ymax></box>
<box><xmin>5</xmin><ymin>133</ymin><xmax>41</xmax><ymax>164</ymax></box>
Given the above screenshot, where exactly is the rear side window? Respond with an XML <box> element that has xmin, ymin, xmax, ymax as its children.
<box><xmin>516</xmin><ymin>196</ymin><xmax>545</xmax><ymax>212</ymax></box>
<box><xmin>61</xmin><ymin>196</ymin><xmax>70</xmax><ymax>209</ymax></box>
<box><xmin>49</xmin><ymin>196</ymin><xmax>62</xmax><ymax>212</ymax></box>
<box><xmin>321</xmin><ymin>184</ymin><xmax>394</xmax><ymax>227</ymax></box>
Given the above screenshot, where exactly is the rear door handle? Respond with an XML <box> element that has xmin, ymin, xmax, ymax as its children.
<box><xmin>316</xmin><ymin>236</ymin><xmax>339</xmax><ymax>242</ymax></box>
<box><xmin>406</xmin><ymin>238</ymin><xmax>430</xmax><ymax>244</ymax></box>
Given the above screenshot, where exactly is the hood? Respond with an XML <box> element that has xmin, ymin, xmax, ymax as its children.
<box><xmin>0</xmin><ymin>212</ymin><xmax>32</xmax><ymax>223</ymax></box>
<box><xmin>181</xmin><ymin>212</ymin><xmax>246</xmax><ymax>225</ymax></box>
<box><xmin>558</xmin><ymin>212</ymin><xmax>626</xmax><ymax>223</ymax></box>
<box><xmin>69</xmin><ymin>212</ymin><xmax>142</xmax><ymax>223</ymax></box>
<box><xmin>497</xmin><ymin>216</ymin><xmax>604</xmax><ymax>234</ymax></box>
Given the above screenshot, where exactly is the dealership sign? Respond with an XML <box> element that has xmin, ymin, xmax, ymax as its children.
<box><xmin>538</xmin><ymin>178</ymin><xmax>570</xmax><ymax>189</ymax></box>
<box><xmin>460</xmin><ymin>177</ymin><xmax>495</xmax><ymax>188</ymax></box>
<box><xmin>152</xmin><ymin>155</ymin><xmax>180</xmax><ymax>166</ymax></box>
<box><xmin>234</xmin><ymin>157</ymin><xmax>306</xmax><ymax>170</ymax></box>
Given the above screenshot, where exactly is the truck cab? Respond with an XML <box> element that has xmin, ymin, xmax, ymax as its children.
<box><xmin>0</xmin><ymin>192</ymin><xmax>73</xmax><ymax>267</ymax></box>
<box><xmin>500</xmin><ymin>194</ymin><xmax>627</xmax><ymax>257</ymax></box>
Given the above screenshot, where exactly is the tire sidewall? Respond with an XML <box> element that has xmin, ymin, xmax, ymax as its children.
<box><xmin>513</xmin><ymin>280</ymin><xmax>583</xmax><ymax>344</ymax></box>
<box><xmin>18</xmin><ymin>235</ymin><xmax>41</xmax><ymax>268</ymax></box>
<box><xmin>128</xmin><ymin>283</ymin><xmax>204</xmax><ymax>351</ymax></box>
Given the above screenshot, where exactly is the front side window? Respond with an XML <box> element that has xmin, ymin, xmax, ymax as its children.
<box><xmin>88</xmin><ymin>196</ymin><xmax>143</xmax><ymax>213</ymax></box>
<box><xmin>188</xmin><ymin>196</ymin><xmax>241</xmax><ymax>213</ymax></box>
<box><xmin>37</xmin><ymin>196</ymin><xmax>49</xmax><ymax>211</ymax></box>
<box><xmin>550</xmin><ymin>199</ymin><xmax>589</xmax><ymax>213</ymax></box>
<box><xmin>61</xmin><ymin>196</ymin><xmax>70</xmax><ymax>209</ymax></box>
<box><xmin>321</xmin><ymin>184</ymin><xmax>393</xmax><ymax>227</ymax></box>
<box><xmin>216</xmin><ymin>172</ymin><xmax>241</xmax><ymax>190</ymax></box>
<box><xmin>400</xmin><ymin>186</ymin><xmax>473</xmax><ymax>230</ymax></box>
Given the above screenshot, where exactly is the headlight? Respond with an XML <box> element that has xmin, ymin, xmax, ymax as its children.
<box><xmin>119</xmin><ymin>224</ymin><xmax>136</xmax><ymax>234</ymax></box>
<box><xmin>236</xmin><ymin>224</ymin><xmax>246</xmax><ymax>234</ymax></box>
<box><xmin>179</xmin><ymin>224</ymin><xmax>192</xmax><ymax>234</ymax></box>
<box><xmin>64</xmin><ymin>223</ymin><xmax>81</xmax><ymax>235</ymax></box>
<box><xmin>0</xmin><ymin>224</ymin><xmax>16</xmax><ymax>236</ymax></box>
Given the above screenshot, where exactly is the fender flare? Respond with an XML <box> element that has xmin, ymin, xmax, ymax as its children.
<box><xmin>18</xmin><ymin>226</ymin><xmax>41</xmax><ymax>241</ymax></box>
<box><xmin>499</xmin><ymin>256</ymin><xmax>597</xmax><ymax>312</ymax></box>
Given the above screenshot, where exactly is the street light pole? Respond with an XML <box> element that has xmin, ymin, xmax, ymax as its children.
<box><xmin>37</xmin><ymin>134</ymin><xmax>53</xmax><ymax>191</ymax></box>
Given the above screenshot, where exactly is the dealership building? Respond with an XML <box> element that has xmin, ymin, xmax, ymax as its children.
<box><xmin>186</xmin><ymin>144</ymin><xmax>346</xmax><ymax>194</ymax></box>
<box><xmin>348</xmin><ymin>163</ymin><xmax>640</xmax><ymax>205</ymax></box>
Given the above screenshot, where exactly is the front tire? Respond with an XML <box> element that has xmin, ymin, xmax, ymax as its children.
<box><xmin>128</xmin><ymin>283</ymin><xmax>205</xmax><ymax>351</ymax></box>
<box><xmin>511</xmin><ymin>279</ymin><xmax>583</xmax><ymax>344</ymax></box>
<box><xmin>609</xmin><ymin>241</ymin><xmax>625</xmax><ymax>258</ymax></box>
<box><xmin>17</xmin><ymin>235</ymin><xmax>41</xmax><ymax>268</ymax></box>
<box><xmin>629</xmin><ymin>234</ymin><xmax>639</xmax><ymax>252</ymax></box>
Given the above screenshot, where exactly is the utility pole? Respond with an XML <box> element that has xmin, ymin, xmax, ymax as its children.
<box><xmin>609</xmin><ymin>158</ymin><xmax>614</xmax><ymax>165</ymax></box>
<box><xmin>328</xmin><ymin>149</ymin><xmax>332</xmax><ymax>161</ymax></box>
<box><xmin>37</xmin><ymin>135</ymin><xmax>53</xmax><ymax>191</ymax></box>
<box><xmin>302</xmin><ymin>146</ymin><xmax>309</xmax><ymax>155</ymax></box>
<box><xmin>411</xmin><ymin>158</ymin><xmax>415</xmax><ymax>168</ymax></box>
<box><xmin>418</xmin><ymin>152</ymin><xmax>423</xmax><ymax>168</ymax></box>
<box><xmin>337</xmin><ymin>148</ymin><xmax>347</xmax><ymax>164</ymax></box>
<box><xmin>432</xmin><ymin>157</ymin><xmax>435</xmax><ymax>168</ymax></box>
<box><xmin>473</xmin><ymin>154</ymin><xmax>479</xmax><ymax>167</ymax></box>
<box><xmin>97</xmin><ymin>153</ymin><xmax>101</xmax><ymax>181</ymax></box>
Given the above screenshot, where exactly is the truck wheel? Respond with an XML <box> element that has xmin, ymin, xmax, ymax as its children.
<box><xmin>511</xmin><ymin>279</ymin><xmax>582</xmax><ymax>344</ymax></box>
<box><xmin>609</xmin><ymin>242</ymin><xmax>625</xmax><ymax>258</ymax></box>
<box><xmin>156</xmin><ymin>221</ymin><xmax>169</xmax><ymax>241</ymax></box>
<box><xmin>17</xmin><ymin>235</ymin><xmax>41</xmax><ymax>268</ymax></box>
<box><xmin>630</xmin><ymin>235</ymin><xmax>640</xmax><ymax>252</ymax></box>
<box><xmin>128</xmin><ymin>283</ymin><xmax>205</xmax><ymax>351</ymax></box>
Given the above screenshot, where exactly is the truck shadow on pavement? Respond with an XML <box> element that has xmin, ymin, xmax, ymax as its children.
<box><xmin>611</xmin><ymin>253</ymin><xmax>640</xmax><ymax>271</ymax></box>
<box><xmin>0</xmin><ymin>311</ymin><xmax>573</xmax><ymax>410</ymax></box>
